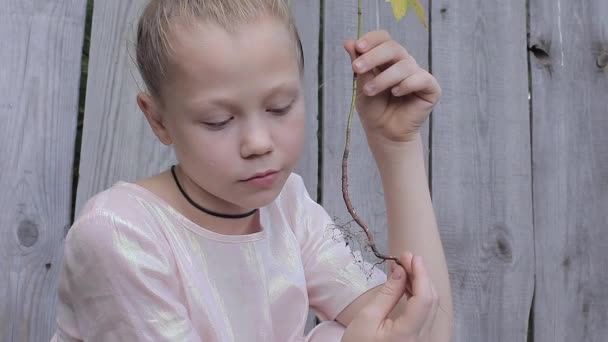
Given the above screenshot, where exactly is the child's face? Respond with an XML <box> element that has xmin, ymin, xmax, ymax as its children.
<box><xmin>157</xmin><ymin>17</ymin><xmax>305</xmax><ymax>212</ymax></box>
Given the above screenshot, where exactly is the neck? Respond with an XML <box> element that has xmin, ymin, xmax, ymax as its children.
<box><xmin>171</xmin><ymin>166</ymin><xmax>260</xmax><ymax>235</ymax></box>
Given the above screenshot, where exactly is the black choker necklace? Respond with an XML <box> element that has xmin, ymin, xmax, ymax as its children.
<box><xmin>170</xmin><ymin>165</ymin><xmax>258</xmax><ymax>219</ymax></box>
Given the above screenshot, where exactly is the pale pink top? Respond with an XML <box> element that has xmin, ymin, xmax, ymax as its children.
<box><xmin>51</xmin><ymin>173</ymin><xmax>386</xmax><ymax>341</ymax></box>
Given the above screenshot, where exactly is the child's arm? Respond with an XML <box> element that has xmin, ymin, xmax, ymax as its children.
<box><xmin>371</xmin><ymin>132</ymin><xmax>453</xmax><ymax>340</ymax></box>
<box><xmin>335</xmin><ymin>30</ymin><xmax>454</xmax><ymax>341</ymax></box>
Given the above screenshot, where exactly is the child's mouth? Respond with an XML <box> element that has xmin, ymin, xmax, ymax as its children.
<box><xmin>242</xmin><ymin>171</ymin><xmax>279</xmax><ymax>187</ymax></box>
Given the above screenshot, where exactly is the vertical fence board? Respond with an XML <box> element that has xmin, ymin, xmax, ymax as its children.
<box><xmin>322</xmin><ymin>0</ymin><xmax>430</xmax><ymax>269</ymax></box>
<box><xmin>289</xmin><ymin>0</ymin><xmax>321</xmax><ymax>332</ymax></box>
<box><xmin>291</xmin><ymin>0</ymin><xmax>320</xmax><ymax>201</ymax></box>
<box><xmin>0</xmin><ymin>1</ymin><xmax>86</xmax><ymax>341</ymax></box>
<box><xmin>75</xmin><ymin>0</ymin><xmax>173</xmax><ymax>214</ymax></box>
<box><xmin>430</xmin><ymin>0</ymin><xmax>534</xmax><ymax>341</ymax></box>
<box><xmin>530</xmin><ymin>0</ymin><xmax>608</xmax><ymax>341</ymax></box>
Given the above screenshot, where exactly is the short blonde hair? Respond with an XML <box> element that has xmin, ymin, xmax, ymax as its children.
<box><xmin>135</xmin><ymin>0</ymin><xmax>304</xmax><ymax>101</ymax></box>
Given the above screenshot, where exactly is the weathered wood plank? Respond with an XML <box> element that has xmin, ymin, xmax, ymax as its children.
<box><xmin>74</xmin><ymin>0</ymin><xmax>174</xmax><ymax>214</ymax></box>
<box><xmin>291</xmin><ymin>0</ymin><xmax>320</xmax><ymax>202</ymax></box>
<box><xmin>430</xmin><ymin>0</ymin><xmax>534</xmax><ymax>340</ymax></box>
<box><xmin>75</xmin><ymin>0</ymin><xmax>320</xmax><ymax>213</ymax></box>
<box><xmin>322</xmin><ymin>0</ymin><xmax>430</xmax><ymax>269</ymax></box>
<box><xmin>289</xmin><ymin>0</ymin><xmax>321</xmax><ymax>333</ymax></box>
<box><xmin>0</xmin><ymin>1</ymin><xmax>87</xmax><ymax>341</ymax></box>
<box><xmin>530</xmin><ymin>0</ymin><xmax>608</xmax><ymax>341</ymax></box>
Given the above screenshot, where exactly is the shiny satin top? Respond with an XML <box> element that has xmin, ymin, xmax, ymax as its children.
<box><xmin>51</xmin><ymin>173</ymin><xmax>386</xmax><ymax>341</ymax></box>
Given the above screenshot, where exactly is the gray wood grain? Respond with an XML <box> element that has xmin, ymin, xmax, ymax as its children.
<box><xmin>290</xmin><ymin>0</ymin><xmax>321</xmax><ymax>333</ymax></box>
<box><xmin>74</xmin><ymin>0</ymin><xmax>174</xmax><ymax>214</ymax></box>
<box><xmin>291</xmin><ymin>0</ymin><xmax>320</xmax><ymax>203</ymax></box>
<box><xmin>430</xmin><ymin>0</ymin><xmax>534</xmax><ymax>341</ymax></box>
<box><xmin>322</xmin><ymin>0</ymin><xmax>430</xmax><ymax>271</ymax></box>
<box><xmin>0</xmin><ymin>1</ymin><xmax>87</xmax><ymax>341</ymax></box>
<box><xmin>529</xmin><ymin>0</ymin><xmax>608</xmax><ymax>341</ymax></box>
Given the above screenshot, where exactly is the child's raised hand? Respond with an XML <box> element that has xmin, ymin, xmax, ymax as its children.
<box><xmin>344</xmin><ymin>31</ymin><xmax>441</xmax><ymax>144</ymax></box>
<box><xmin>341</xmin><ymin>253</ymin><xmax>439</xmax><ymax>342</ymax></box>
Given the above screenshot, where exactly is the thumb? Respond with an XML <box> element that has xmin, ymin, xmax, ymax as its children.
<box><xmin>366</xmin><ymin>266</ymin><xmax>407</xmax><ymax>325</ymax></box>
<box><xmin>344</xmin><ymin>39</ymin><xmax>359</xmax><ymax>63</ymax></box>
<box><xmin>343</xmin><ymin>39</ymin><xmax>358</xmax><ymax>63</ymax></box>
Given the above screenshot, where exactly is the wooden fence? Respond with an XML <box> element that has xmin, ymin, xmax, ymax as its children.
<box><xmin>1</xmin><ymin>0</ymin><xmax>607</xmax><ymax>341</ymax></box>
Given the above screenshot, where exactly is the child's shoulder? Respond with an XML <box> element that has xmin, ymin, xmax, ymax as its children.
<box><xmin>65</xmin><ymin>181</ymin><xmax>173</xmax><ymax>268</ymax></box>
<box><xmin>76</xmin><ymin>181</ymin><xmax>141</xmax><ymax>220</ymax></box>
<box><xmin>69</xmin><ymin>181</ymin><xmax>162</xmax><ymax>240</ymax></box>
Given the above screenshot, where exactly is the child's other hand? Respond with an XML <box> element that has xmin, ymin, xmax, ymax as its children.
<box><xmin>344</xmin><ymin>31</ymin><xmax>441</xmax><ymax>144</ymax></box>
<box><xmin>341</xmin><ymin>253</ymin><xmax>439</xmax><ymax>342</ymax></box>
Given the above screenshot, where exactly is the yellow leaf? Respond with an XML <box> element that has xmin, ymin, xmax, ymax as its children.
<box><xmin>385</xmin><ymin>0</ymin><xmax>428</xmax><ymax>29</ymax></box>
<box><xmin>387</xmin><ymin>0</ymin><xmax>409</xmax><ymax>22</ymax></box>
<box><xmin>411</xmin><ymin>0</ymin><xmax>428</xmax><ymax>29</ymax></box>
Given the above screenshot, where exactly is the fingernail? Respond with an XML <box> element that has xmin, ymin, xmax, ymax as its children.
<box><xmin>357</xmin><ymin>40</ymin><xmax>367</xmax><ymax>49</ymax></box>
<box><xmin>392</xmin><ymin>87</ymin><xmax>400</xmax><ymax>96</ymax></box>
<box><xmin>392</xmin><ymin>267</ymin><xmax>403</xmax><ymax>279</ymax></box>
<box><xmin>354</xmin><ymin>60</ymin><xmax>366</xmax><ymax>71</ymax></box>
<box><xmin>364</xmin><ymin>83</ymin><xmax>376</xmax><ymax>95</ymax></box>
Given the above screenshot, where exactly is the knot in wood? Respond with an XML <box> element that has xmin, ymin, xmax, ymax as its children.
<box><xmin>597</xmin><ymin>52</ymin><xmax>608</xmax><ymax>69</ymax></box>
<box><xmin>530</xmin><ymin>44</ymin><xmax>551</xmax><ymax>65</ymax></box>
<box><xmin>491</xmin><ymin>224</ymin><xmax>513</xmax><ymax>263</ymax></box>
<box><xmin>495</xmin><ymin>237</ymin><xmax>513</xmax><ymax>262</ymax></box>
<box><xmin>17</xmin><ymin>220</ymin><xmax>39</xmax><ymax>247</ymax></box>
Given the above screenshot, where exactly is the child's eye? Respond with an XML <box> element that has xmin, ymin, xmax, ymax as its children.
<box><xmin>203</xmin><ymin>117</ymin><xmax>233</xmax><ymax>129</ymax></box>
<box><xmin>267</xmin><ymin>102</ymin><xmax>294</xmax><ymax>115</ymax></box>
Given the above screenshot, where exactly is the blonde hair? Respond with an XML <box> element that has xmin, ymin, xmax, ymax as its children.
<box><xmin>135</xmin><ymin>0</ymin><xmax>304</xmax><ymax>101</ymax></box>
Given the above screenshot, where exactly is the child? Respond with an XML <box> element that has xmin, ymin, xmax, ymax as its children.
<box><xmin>52</xmin><ymin>0</ymin><xmax>453</xmax><ymax>341</ymax></box>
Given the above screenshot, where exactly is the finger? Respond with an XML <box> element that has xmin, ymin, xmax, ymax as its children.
<box><xmin>403</xmin><ymin>252</ymin><xmax>414</xmax><ymax>275</ymax></box>
<box><xmin>352</xmin><ymin>40</ymin><xmax>410</xmax><ymax>75</ymax></box>
<box><xmin>362</xmin><ymin>265</ymin><xmax>408</xmax><ymax>326</ymax></box>
<box><xmin>390</xmin><ymin>252</ymin><xmax>411</xmax><ymax>278</ymax></box>
<box><xmin>345</xmin><ymin>39</ymin><xmax>376</xmax><ymax>96</ymax></box>
<box><xmin>419</xmin><ymin>282</ymin><xmax>440</xmax><ymax>337</ymax></box>
<box><xmin>395</xmin><ymin>256</ymin><xmax>435</xmax><ymax>333</ymax></box>
<box><xmin>354</xmin><ymin>30</ymin><xmax>393</xmax><ymax>54</ymax></box>
<box><xmin>391</xmin><ymin>72</ymin><xmax>441</xmax><ymax>103</ymax></box>
<box><xmin>361</xmin><ymin>59</ymin><xmax>419</xmax><ymax>96</ymax></box>
<box><xmin>391</xmin><ymin>252</ymin><xmax>414</xmax><ymax>296</ymax></box>
<box><xmin>343</xmin><ymin>39</ymin><xmax>359</xmax><ymax>63</ymax></box>
<box><xmin>402</xmin><ymin>252</ymin><xmax>415</xmax><ymax>296</ymax></box>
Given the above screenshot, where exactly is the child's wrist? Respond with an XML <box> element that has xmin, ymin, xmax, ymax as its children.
<box><xmin>366</xmin><ymin>132</ymin><xmax>423</xmax><ymax>160</ymax></box>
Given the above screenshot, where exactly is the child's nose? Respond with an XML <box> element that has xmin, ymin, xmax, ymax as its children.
<box><xmin>240</xmin><ymin>121</ymin><xmax>273</xmax><ymax>158</ymax></box>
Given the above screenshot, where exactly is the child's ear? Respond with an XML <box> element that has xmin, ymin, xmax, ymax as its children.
<box><xmin>137</xmin><ymin>92</ymin><xmax>173</xmax><ymax>146</ymax></box>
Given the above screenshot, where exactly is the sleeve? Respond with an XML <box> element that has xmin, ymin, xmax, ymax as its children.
<box><xmin>286</xmin><ymin>174</ymin><xmax>387</xmax><ymax>322</ymax></box>
<box><xmin>54</xmin><ymin>209</ymin><xmax>201</xmax><ymax>342</ymax></box>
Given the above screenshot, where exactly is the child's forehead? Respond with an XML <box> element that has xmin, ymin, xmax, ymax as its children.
<box><xmin>166</xmin><ymin>17</ymin><xmax>299</xmax><ymax>79</ymax></box>
<box><xmin>160</xmin><ymin>17</ymin><xmax>302</xmax><ymax>104</ymax></box>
